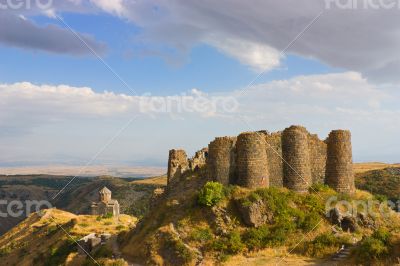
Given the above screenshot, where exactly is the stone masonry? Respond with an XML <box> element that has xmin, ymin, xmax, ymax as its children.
<box><xmin>309</xmin><ymin>133</ymin><xmax>327</xmax><ymax>184</ymax></box>
<box><xmin>236</xmin><ymin>132</ymin><xmax>269</xmax><ymax>189</ymax></box>
<box><xmin>264</xmin><ymin>131</ymin><xmax>284</xmax><ymax>187</ymax></box>
<box><xmin>282</xmin><ymin>126</ymin><xmax>312</xmax><ymax>192</ymax></box>
<box><xmin>207</xmin><ymin>137</ymin><xmax>237</xmax><ymax>185</ymax></box>
<box><xmin>189</xmin><ymin>148</ymin><xmax>208</xmax><ymax>171</ymax></box>
<box><xmin>325</xmin><ymin>130</ymin><xmax>355</xmax><ymax>194</ymax></box>
<box><xmin>166</xmin><ymin>125</ymin><xmax>355</xmax><ymax>195</ymax></box>
<box><xmin>167</xmin><ymin>149</ymin><xmax>189</xmax><ymax>186</ymax></box>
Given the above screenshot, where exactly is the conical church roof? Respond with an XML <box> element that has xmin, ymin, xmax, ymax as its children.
<box><xmin>99</xmin><ymin>186</ymin><xmax>111</xmax><ymax>194</ymax></box>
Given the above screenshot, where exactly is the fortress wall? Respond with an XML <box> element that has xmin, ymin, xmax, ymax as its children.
<box><xmin>282</xmin><ymin>126</ymin><xmax>312</xmax><ymax>192</ymax></box>
<box><xmin>236</xmin><ymin>132</ymin><xmax>269</xmax><ymax>188</ymax></box>
<box><xmin>167</xmin><ymin>149</ymin><xmax>189</xmax><ymax>186</ymax></box>
<box><xmin>264</xmin><ymin>132</ymin><xmax>284</xmax><ymax>188</ymax></box>
<box><xmin>308</xmin><ymin>134</ymin><xmax>327</xmax><ymax>184</ymax></box>
<box><xmin>325</xmin><ymin>130</ymin><xmax>355</xmax><ymax>194</ymax></box>
<box><xmin>208</xmin><ymin>137</ymin><xmax>237</xmax><ymax>185</ymax></box>
<box><xmin>189</xmin><ymin>148</ymin><xmax>208</xmax><ymax>171</ymax></box>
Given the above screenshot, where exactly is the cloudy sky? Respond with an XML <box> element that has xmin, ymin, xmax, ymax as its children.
<box><xmin>1</xmin><ymin>0</ymin><xmax>400</xmax><ymax>168</ymax></box>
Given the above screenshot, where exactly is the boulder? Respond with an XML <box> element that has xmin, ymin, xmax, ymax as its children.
<box><xmin>327</xmin><ymin>208</ymin><xmax>342</xmax><ymax>225</ymax></box>
<box><xmin>357</xmin><ymin>212</ymin><xmax>375</xmax><ymax>229</ymax></box>
<box><xmin>327</xmin><ymin>208</ymin><xmax>358</xmax><ymax>232</ymax></box>
<box><xmin>341</xmin><ymin>216</ymin><xmax>357</xmax><ymax>232</ymax></box>
<box><xmin>237</xmin><ymin>199</ymin><xmax>273</xmax><ymax>227</ymax></box>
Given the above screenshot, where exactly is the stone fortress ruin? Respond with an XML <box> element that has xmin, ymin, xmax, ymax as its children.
<box><xmin>167</xmin><ymin>125</ymin><xmax>355</xmax><ymax>195</ymax></box>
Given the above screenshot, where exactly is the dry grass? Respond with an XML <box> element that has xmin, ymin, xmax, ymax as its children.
<box><xmin>223</xmin><ymin>248</ymin><xmax>323</xmax><ymax>266</ymax></box>
<box><xmin>130</xmin><ymin>175</ymin><xmax>167</xmax><ymax>186</ymax></box>
<box><xmin>0</xmin><ymin>208</ymin><xmax>136</xmax><ymax>266</ymax></box>
<box><xmin>353</xmin><ymin>162</ymin><xmax>400</xmax><ymax>174</ymax></box>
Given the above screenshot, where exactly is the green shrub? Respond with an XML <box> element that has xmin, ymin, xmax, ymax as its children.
<box><xmin>309</xmin><ymin>183</ymin><xmax>332</xmax><ymax>193</ymax></box>
<box><xmin>300</xmin><ymin>211</ymin><xmax>321</xmax><ymax>232</ymax></box>
<box><xmin>173</xmin><ymin>240</ymin><xmax>193</xmax><ymax>264</ymax></box>
<box><xmin>372</xmin><ymin>228</ymin><xmax>391</xmax><ymax>245</ymax></box>
<box><xmin>374</xmin><ymin>194</ymin><xmax>388</xmax><ymax>202</ymax></box>
<box><xmin>355</xmin><ymin>237</ymin><xmax>388</xmax><ymax>261</ymax></box>
<box><xmin>102</xmin><ymin>213</ymin><xmax>113</xmax><ymax>219</ymax></box>
<box><xmin>268</xmin><ymin>226</ymin><xmax>291</xmax><ymax>246</ymax></box>
<box><xmin>226</xmin><ymin>231</ymin><xmax>245</xmax><ymax>254</ymax></box>
<box><xmin>243</xmin><ymin>225</ymin><xmax>270</xmax><ymax>250</ymax></box>
<box><xmin>79</xmin><ymin>223</ymin><xmax>89</xmax><ymax>227</ymax></box>
<box><xmin>115</xmin><ymin>225</ymin><xmax>126</xmax><ymax>230</ymax></box>
<box><xmin>303</xmin><ymin>194</ymin><xmax>324</xmax><ymax>214</ymax></box>
<box><xmin>0</xmin><ymin>246</ymin><xmax>12</xmax><ymax>257</ymax></box>
<box><xmin>190</xmin><ymin>228</ymin><xmax>213</xmax><ymax>243</ymax></box>
<box><xmin>46</xmin><ymin>225</ymin><xmax>58</xmax><ymax>236</ymax></box>
<box><xmin>93</xmin><ymin>245</ymin><xmax>113</xmax><ymax>259</ymax></box>
<box><xmin>198</xmin><ymin>182</ymin><xmax>225</xmax><ymax>207</ymax></box>
<box><xmin>303</xmin><ymin>233</ymin><xmax>345</xmax><ymax>258</ymax></box>
<box><xmin>44</xmin><ymin>241</ymin><xmax>76</xmax><ymax>266</ymax></box>
<box><xmin>354</xmin><ymin>228</ymin><xmax>392</xmax><ymax>262</ymax></box>
<box><xmin>211</xmin><ymin>230</ymin><xmax>244</xmax><ymax>255</ymax></box>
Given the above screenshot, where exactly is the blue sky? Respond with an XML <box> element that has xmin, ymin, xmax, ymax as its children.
<box><xmin>1</xmin><ymin>12</ymin><xmax>340</xmax><ymax>94</ymax></box>
<box><xmin>1</xmin><ymin>0</ymin><xmax>400</xmax><ymax>168</ymax></box>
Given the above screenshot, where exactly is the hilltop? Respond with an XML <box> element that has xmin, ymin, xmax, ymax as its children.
<box><xmin>0</xmin><ymin>208</ymin><xmax>136</xmax><ymax>266</ymax></box>
<box><xmin>0</xmin><ymin>175</ymin><xmax>166</xmax><ymax>235</ymax></box>
<box><xmin>356</xmin><ymin>166</ymin><xmax>400</xmax><ymax>201</ymax></box>
<box><xmin>119</xmin><ymin>166</ymin><xmax>400</xmax><ymax>265</ymax></box>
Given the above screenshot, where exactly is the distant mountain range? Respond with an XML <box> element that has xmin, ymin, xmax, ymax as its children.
<box><xmin>0</xmin><ymin>165</ymin><xmax>166</xmax><ymax>178</ymax></box>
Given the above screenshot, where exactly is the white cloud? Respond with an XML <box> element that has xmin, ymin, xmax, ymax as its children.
<box><xmin>89</xmin><ymin>0</ymin><xmax>125</xmax><ymax>16</ymax></box>
<box><xmin>206</xmin><ymin>36</ymin><xmax>281</xmax><ymax>72</ymax></box>
<box><xmin>78</xmin><ymin>0</ymin><xmax>400</xmax><ymax>82</ymax></box>
<box><xmin>0</xmin><ymin>82</ymin><xmax>236</xmax><ymax>136</ymax></box>
<box><xmin>1</xmin><ymin>72</ymin><xmax>400</xmax><ymax>163</ymax></box>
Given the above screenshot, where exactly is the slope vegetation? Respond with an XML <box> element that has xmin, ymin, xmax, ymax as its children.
<box><xmin>120</xmin><ymin>167</ymin><xmax>400</xmax><ymax>265</ymax></box>
<box><xmin>0</xmin><ymin>208</ymin><xmax>136</xmax><ymax>266</ymax></box>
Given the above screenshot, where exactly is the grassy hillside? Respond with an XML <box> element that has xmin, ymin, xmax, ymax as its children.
<box><xmin>120</xmin><ymin>167</ymin><xmax>400</xmax><ymax>265</ymax></box>
<box><xmin>0</xmin><ymin>175</ymin><xmax>166</xmax><ymax>235</ymax></box>
<box><xmin>356</xmin><ymin>167</ymin><xmax>400</xmax><ymax>201</ymax></box>
<box><xmin>56</xmin><ymin>176</ymin><xmax>166</xmax><ymax>219</ymax></box>
<box><xmin>0</xmin><ymin>208</ymin><xmax>136</xmax><ymax>266</ymax></box>
<box><xmin>353</xmin><ymin>163</ymin><xmax>400</xmax><ymax>174</ymax></box>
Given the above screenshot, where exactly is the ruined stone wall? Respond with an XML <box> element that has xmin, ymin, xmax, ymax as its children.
<box><xmin>236</xmin><ymin>132</ymin><xmax>269</xmax><ymax>188</ymax></box>
<box><xmin>308</xmin><ymin>133</ymin><xmax>327</xmax><ymax>184</ymax></box>
<box><xmin>189</xmin><ymin>148</ymin><xmax>208</xmax><ymax>171</ymax></box>
<box><xmin>282</xmin><ymin>126</ymin><xmax>312</xmax><ymax>192</ymax></box>
<box><xmin>264</xmin><ymin>132</ymin><xmax>284</xmax><ymax>188</ymax></box>
<box><xmin>208</xmin><ymin>137</ymin><xmax>237</xmax><ymax>185</ymax></box>
<box><xmin>325</xmin><ymin>130</ymin><xmax>355</xmax><ymax>194</ymax></box>
<box><xmin>167</xmin><ymin>149</ymin><xmax>189</xmax><ymax>186</ymax></box>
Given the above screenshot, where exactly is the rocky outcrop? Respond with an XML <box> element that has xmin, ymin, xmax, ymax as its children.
<box><xmin>327</xmin><ymin>208</ymin><xmax>358</xmax><ymax>233</ymax></box>
<box><xmin>236</xmin><ymin>199</ymin><xmax>273</xmax><ymax>227</ymax></box>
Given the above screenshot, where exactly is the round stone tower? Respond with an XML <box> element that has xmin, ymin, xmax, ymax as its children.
<box><xmin>167</xmin><ymin>149</ymin><xmax>188</xmax><ymax>186</ymax></box>
<box><xmin>325</xmin><ymin>130</ymin><xmax>355</xmax><ymax>194</ymax></box>
<box><xmin>282</xmin><ymin>125</ymin><xmax>312</xmax><ymax>192</ymax></box>
<box><xmin>236</xmin><ymin>132</ymin><xmax>269</xmax><ymax>188</ymax></box>
<box><xmin>208</xmin><ymin>137</ymin><xmax>237</xmax><ymax>185</ymax></box>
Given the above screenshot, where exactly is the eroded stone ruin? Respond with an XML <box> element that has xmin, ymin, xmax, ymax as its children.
<box><xmin>167</xmin><ymin>125</ymin><xmax>355</xmax><ymax>194</ymax></box>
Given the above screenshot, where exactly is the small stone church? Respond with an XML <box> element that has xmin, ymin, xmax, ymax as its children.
<box><xmin>91</xmin><ymin>187</ymin><xmax>120</xmax><ymax>217</ymax></box>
